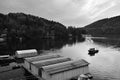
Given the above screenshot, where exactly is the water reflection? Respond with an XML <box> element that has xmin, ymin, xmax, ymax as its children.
<box><xmin>57</xmin><ymin>37</ymin><xmax>120</xmax><ymax>80</ymax></box>
<box><xmin>88</xmin><ymin>53</ymin><xmax>96</xmax><ymax>56</ymax></box>
<box><xmin>92</xmin><ymin>37</ymin><xmax>120</xmax><ymax>48</ymax></box>
<box><xmin>0</xmin><ymin>38</ymin><xmax>85</xmax><ymax>55</ymax></box>
<box><xmin>1</xmin><ymin>37</ymin><xmax>120</xmax><ymax>80</ymax></box>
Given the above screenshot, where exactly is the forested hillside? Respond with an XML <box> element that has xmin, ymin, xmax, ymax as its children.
<box><xmin>0</xmin><ymin>12</ymin><xmax>86</xmax><ymax>55</ymax></box>
<box><xmin>84</xmin><ymin>15</ymin><xmax>120</xmax><ymax>37</ymax></box>
<box><xmin>0</xmin><ymin>13</ymin><xmax>86</xmax><ymax>43</ymax></box>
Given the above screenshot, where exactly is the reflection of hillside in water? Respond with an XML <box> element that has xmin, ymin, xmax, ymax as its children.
<box><xmin>0</xmin><ymin>38</ymin><xmax>85</xmax><ymax>55</ymax></box>
<box><xmin>92</xmin><ymin>38</ymin><xmax>120</xmax><ymax>47</ymax></box>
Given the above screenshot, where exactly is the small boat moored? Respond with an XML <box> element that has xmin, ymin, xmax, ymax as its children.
<box><xmin>88</xmin><ymin>48</ymin><xmax>99</xmax><ymax>55</ymax></box>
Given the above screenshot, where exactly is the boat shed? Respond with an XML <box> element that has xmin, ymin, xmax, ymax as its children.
<box><xmin>30</xmin><ymin>57</ymin><xmax>71</xmax><ymax>76</ymax></box>
<box><xmin>15</xmin><ymin>49</ymin><xmax>38</xmax><ymax>58</ymax></box>
<box><xmin>41</xmin><ymin>59</ymin><xmax>89</xmax><ymax>80</ymax></box>
<box><xmin>24</xmin><ymin>54</ymin><xmax>61</xmax><ymax>70</ymax></box>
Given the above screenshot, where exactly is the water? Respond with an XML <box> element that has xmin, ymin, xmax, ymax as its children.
<box><xmin>1</xmin><ymin>37</ymin><xmax>120</xmax><ymax>80</ymax></box>
<box><xmin>55</xmin><ymin>37</ymin><xmax>120</xmax><ymax>80</ymax></box>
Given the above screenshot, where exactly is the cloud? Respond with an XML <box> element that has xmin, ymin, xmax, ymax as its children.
<box><xmin>51</xmin><ymin>0</ymin><xmax>85</xmax><ymax>19</ymax></box>
<box><xmin>90</xmin><ymin>1</ymin><xmax>116</xmax><ymax>19</ymax></box>
<box><xmin>62</xmin><ymin>16</ymin><xmax>90</xmax><ymax>27</ymax></box>
<box><xmin>0</xmin><ymin>0</ymin><xmax>120</xmax><ymax>27</ymax></box>
<box><xmin>81</xmin><ymin>0</ymin><xmax>117</xmax><ymax>19</ymax></box>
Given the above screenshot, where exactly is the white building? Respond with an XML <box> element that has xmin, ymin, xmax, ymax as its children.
<box><xmin>30</xmin><ymin>57</ymin><xmax>71</xmax><ymax>76</ymax></box>
<box><xmin>29</xmin><ymin>59</ymin><xmax>89</xmax><ymax>80</ymax></box>
<box><xmin>15</xmin><ymin>49</ymin><xmax>38</xmax><ymax>58</ymax></box>
<box><xmin>23</xmin><ymin>53</ymin><xmax>90</xmax><ymax>80</ymax></box>
<box><xmin>41</xmin><ymin>59</ymin><xmax>89</xmax><ymax>80</ymax></box>
<box><xmin>24</xmin><ymin>54</ymin><xmax>61</xmax><ymax>70</ymax></box>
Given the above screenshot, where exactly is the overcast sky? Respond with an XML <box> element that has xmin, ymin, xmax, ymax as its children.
<box><xmin>0</xmin><ymin>0</ymin><xmax>120</xmax><ymax>27</ymax></box>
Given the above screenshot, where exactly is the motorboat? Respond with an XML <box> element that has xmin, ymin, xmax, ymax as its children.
<box><xmin>88</xmin><ymin>48</ymin><xmax>99</xmax><ymax>54</ymax></box>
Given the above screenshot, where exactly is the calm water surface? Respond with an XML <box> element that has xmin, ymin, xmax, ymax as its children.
<box><xmin>1</xmin><ymin>37</ymin><xmax>120</xmax><ymax>80</ymax></box>
<box><xmin>54</xmin><ymin>37</ymin><xmax>120</xmax><ymax>80</ymax></box>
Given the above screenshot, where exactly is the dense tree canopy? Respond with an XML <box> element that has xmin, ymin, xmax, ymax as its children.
<box><xmin>84</xmin><ymin>15</ymin><xmax>120</xmax><ymax>37</ymax></box>
<box><xmin>0</xmin><ymin>12</ymin><xmax>86</xmax><ymax>43</ymax></box>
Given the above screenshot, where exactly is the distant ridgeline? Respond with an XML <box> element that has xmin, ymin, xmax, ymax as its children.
<box><xmin>84</xmin><ymin>15</ymin><xmax>120</xmax><ymax>38</ymax></box>
<box><xmin>0</xmin><ymin>13</ymin><xmax>86</xmax><ymax>43</ymax></box>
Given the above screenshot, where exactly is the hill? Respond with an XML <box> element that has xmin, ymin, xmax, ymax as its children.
<box><xmin>84</xmin><ymin>15</ymin><xmax>120</xmax><ymax>37</ymax></box>
<box><xmin>0</xmin><ymin>12</ymin><xmax>86</xmax><ymax>55</ymax></box>
<box><xmin>0</xmin><ymin>13</ymin><xmax>86</xmax><ymax>43</ymax></box>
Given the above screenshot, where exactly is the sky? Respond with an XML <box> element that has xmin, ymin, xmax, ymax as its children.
<box><xmin>0</xmin><ymin>0</ymin><xmax>120</xmax><ymax>27</ymax></box>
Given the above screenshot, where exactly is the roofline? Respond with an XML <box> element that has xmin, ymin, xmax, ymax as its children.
<box><xmin>45</xmin><ymin>64</ymin><xmax>89</xmax><ymax>75</ymax></box>
<box><xmin>30</xmin><ymin>57</ymin><xmax>71</xmax><ymax>68</ymax></box>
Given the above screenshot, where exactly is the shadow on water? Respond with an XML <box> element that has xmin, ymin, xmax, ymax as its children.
<box><xmin>92</xmin><ymin>37</ymin><xmax>120</xmax><ymax>48</ymax></box>
<box><xmin>88</xmin><ymin>53</ymin><xmax>96</xmax><ymax>56</ymax></box>
<box><xmin>0</xmin><ymin>38</ymin><xmax>85</xmax><ymax>55</ymax></box>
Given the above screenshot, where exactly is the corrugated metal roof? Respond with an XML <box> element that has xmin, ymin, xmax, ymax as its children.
<box><xmin>25</xmin><ymin>54</ymin><xmax>61</xmax><ymax>62</ymax></box>
<box><xmin>42</xmin><ymin>59</ymin><xmax>89</xmax><ymax>75</ymax></box>
<box><xmin>16</xmin><ymin>49</ymin><xmax>37</xmax><ymax>54</ymax></box>
<box><xmin>32</xmin><ymin>57</ymin><xmax>71</xmax><ymax>67</ymax></box>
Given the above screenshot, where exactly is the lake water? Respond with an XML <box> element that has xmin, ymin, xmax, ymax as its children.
<box><xmin>1</xmin><ymin>37</ymin><xmax>120</xmax><ymax>80</ymax></box>
<box><xmin>53</xmin><ymin>37</ymin><xmax>120</xmax><ymax>80</ymax></box>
